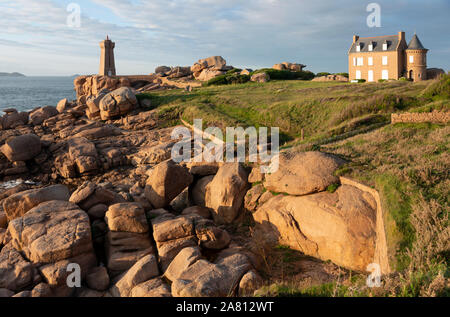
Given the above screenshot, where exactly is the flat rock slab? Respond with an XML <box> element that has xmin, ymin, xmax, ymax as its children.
<box><xmin>264</xmin><ymin>151</ymin><xmax>345</xmax><ymax>196</ymax></box>
<box><xmin>8</xmin><ymin>200</ymin><xmax>94</xmax><ymax>264</ymax></box>
<box><xmin>2</xmin><ymin>185</ymin><xmax>70</xmax><ymax>221</ymax></box>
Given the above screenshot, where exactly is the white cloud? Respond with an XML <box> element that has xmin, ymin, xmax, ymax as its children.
<box><xmin>0</xmin><ymin>0</ymin><xmax>448</xmax><ymax>75</ymax></box>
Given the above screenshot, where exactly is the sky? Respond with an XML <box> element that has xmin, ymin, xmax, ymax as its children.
<box><xmin>0</xmin><ymin>0</ymin><xmax>449</xmax><ymax>76</ymax></box>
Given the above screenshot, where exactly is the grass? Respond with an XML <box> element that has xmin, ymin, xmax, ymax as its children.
<box><xmin>138</xmin><ymin>75</ymin><xmax>449</xmax><ymax>297</ymax></box>
<box><xmin>322</xmin><ymin>123</ymin><xmax>449</xmax><ymax>272</ymax></box>
<box><xmin>137</xmin><ymin>79</ymin><xmax>442</xmax><ymax>148</ymax></box>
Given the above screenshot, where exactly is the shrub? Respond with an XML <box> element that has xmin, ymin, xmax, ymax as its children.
<box><xmin>226</xmin><ymin>68</ymin><xmax>242</xmax><ymax>74</ymax></box>
<box><xmin>315</xmin><ymin>72</ymin><xmax>331</xmax><ymax>77</ymax></box>
<box><xmin>357</xmin><ymin>79</ymin><xmax>366</xmax><ymax>83</ymax></box>
<box><xmin>421</xmin><ymin>73</ymin><xmax>450</xmax><ymax>100</ymax></box>
<box><xmin>378</xmin><ymin>79</ymin><xmax>388</xmax><ymax>83</ymax></box>
<box><xmin>335</xmin><ymin>72</ymin><xmax>349</xmax><ymax>78</ymax></box>
<box><xmin>203</xmin><ymin>73</ymin><xmax>250</xmax><ymax>86</ymax></box>
<box><xmin>251</xmin><ymin>68</ymin><xmax>315</xmax><ymax>81</ymax></box>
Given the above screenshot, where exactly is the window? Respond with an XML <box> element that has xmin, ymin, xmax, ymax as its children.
<box><xmin>368</xmin><ymin>44</ymin><xmax>373</xmax><ymax>51</ymax></box>
<box><xmin>409</xmin><ymin>55</ymin><xmax>414</xmax><ymax>63</ymax></box>
<box><xmin>356</xmin><ymin>70</ymin><xmax>361</xmax><ymax>80</ymax></box>
<box><xmin>382</xmin><ymin>56</ymin><xmax>388</xmax><ymax>65</ymax></box>
<box><xmin>368</xmin><ymin>70</ymin><xmax>374</xmax><ymax>82</ymax></box>
<box><xmin>357</xmin><ymin>57</ymin><xmax>364</xmax><ymax>66</ymax></box>
<box><xmin>368</xmin><ymin>57</ymin><xmax>373</xmax><ymax>66</ymax></box>
<box><xmin>356</xmin><ymin>44</ymin><xmax>361</xmax><ymax>52</ymax></box>
<box><xmin>382</xmin><ymin>70</ymin><xmax>389</xmax><ymax>80</ymax></box>
<box><xmin>353</xmin><ymin>57</ymin><xmax>356</xmax><ymax>66</ymax></box>
<box><xmin>383</xmin><ymin>43</ymin><xmax>388</xmax><ymax>51</ymax></box>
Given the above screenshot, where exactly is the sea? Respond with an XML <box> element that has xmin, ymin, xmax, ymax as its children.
<box><xmin>0</xmin><ymin>76</ymin><xmax>77</xmax><ymax>113</ymax></box>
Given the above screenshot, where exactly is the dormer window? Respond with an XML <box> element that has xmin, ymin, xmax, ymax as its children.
<box><xmin>368</xmin><ymin>43</ymin><xmax>373</xmax><ymax>51</ymax></box>
<box><xmin>383</xmin><ymin>42</ymin><xmax>388</xmax><ymax>51</ymax></box>
<box><xmin>356</xmin><ymin>44</ymin><xmax>361</xmax><ymax>52</ymax></box>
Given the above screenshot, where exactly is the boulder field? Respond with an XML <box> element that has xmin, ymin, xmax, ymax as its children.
<box><xmin>0</xmin><ymin>83</ymin><xmax>389</xmax><ymax>297</ymax></box>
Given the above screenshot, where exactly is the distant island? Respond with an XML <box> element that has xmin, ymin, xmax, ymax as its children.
<box><xmin>0</xmin><ymin>72</ymin><xmax>26</xmax><ymax>77</ymax></box>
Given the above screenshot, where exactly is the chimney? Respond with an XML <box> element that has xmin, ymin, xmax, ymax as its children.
<box><xmin>398</xmin><ymin>31</ymin><xmax>405</xmax><ymax>42</ymax></box>
<box><xmin>353</xmin><ymin>35</ymin><xmax>359</xmax><ymax>43</ymax></box>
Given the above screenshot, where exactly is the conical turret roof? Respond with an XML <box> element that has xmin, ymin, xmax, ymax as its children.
<box><xmin>407</xmin><ymin>34</ymin><xmax>426</xmax><ymax>50</ymax></box>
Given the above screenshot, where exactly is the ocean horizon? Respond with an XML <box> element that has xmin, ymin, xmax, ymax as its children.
<box><xmin>0</xmin><ymin>76</ymin><xmax>77</xmax><ymax>113</ymax></box>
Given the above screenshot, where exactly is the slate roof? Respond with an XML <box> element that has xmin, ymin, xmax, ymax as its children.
<box><xmin>349</xmin><ymin>35</ymin><xmax>400</xmax><ymax>53</ymax></box>
<box><xmin>407</xmin><ymin>34</ymin><xmax>427</xmax><ymax>50</ymax></box>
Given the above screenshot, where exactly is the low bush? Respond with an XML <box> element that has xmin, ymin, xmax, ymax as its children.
<box><xmin>251</xmin><ymin>68</ymin><xmax>315</xmax><ymax>81</ymax></box>
<box><xmin>421</xmin><ymin>73</ymin><xmax>450</xmax><ymax>100</ymax></box>
<box><xmin>203</xmin><ymin>73</ymin><xmax>250</xmax><ymax>86</ymax></box>
<box><xmin>315</xmin><ymin>72</ymin><xmax>331</xmax><ymax>77</ymax></box>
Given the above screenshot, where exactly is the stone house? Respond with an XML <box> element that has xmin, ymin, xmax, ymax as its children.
<box><xmin>348</xmin><ymin>31</ymin><xmax>428</xmax><ymax>82</ymax></box>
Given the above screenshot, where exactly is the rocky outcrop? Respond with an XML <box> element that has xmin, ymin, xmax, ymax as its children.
<box><xmin>250</xmin><ymin>72</ymin><xmax>270</xmax><ymax>83</ymax></box>
<box><xmin>264</xmin><ymin>151</ymin><xmax>345</xmax><ymax>196</ymax></box>
<box><xmin>273</xmin><ymin>62</ymin><xmax>306</xmax><ymax>72</ymax></box>
<box><xmin>253</xmin><ymin>184</ymin><xmax>377</xmax><ymax>271</ymax></box>
<box><xmin>191</xmin><ymin>56</ymin><xmax>232</xmax><ymax>81</ymax></box>
<box><xmin>312</xmin><ymin>74</ymin><xmax>348</xmax><ymax>82</ymax></box>
<box><xmin>74</xmin><ymin>75</ymin><xmax>131</xmax><ymax>100</ymax></box>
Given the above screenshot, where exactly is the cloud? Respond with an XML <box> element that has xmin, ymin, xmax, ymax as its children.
<box><xmin>0</xmin><ymin>0</ymin><xmax>448</xmax><ymax>75</ymax></box>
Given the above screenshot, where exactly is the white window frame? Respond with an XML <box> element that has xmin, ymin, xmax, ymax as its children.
<box><xmin>383</xmin><ymin>43</ymin><xmax>388</xmax><ymax>51</ymax></box>
<box><xmin>356</xmin><ymin>44</ymin><xmax>361</xmax><ymax>52</ymax></box>
<box><xmin>382</xmin><ymin>70</ymin><xmax>389</xmax><ymax>80</ymax></box>
<box><xmin>368</xmin><ymin>57</ymin><xmax>373</xmax><ymax>66</ymax></box>
<box><xmin>368</xmin><ymin>44</ymin><xmax>373</xmax><ymax>51</ymax></box>
<box><xmin>356</xmin><ymin>70</ymin><xmax>361</xmax><ymax>80</ymax></box>
<box><xmin>353</xmin><ymin>57</ymin><xmax>356</xmax><ymax>66</ymax></box>
<box><xmin>382</xmin><ymin>56</ymin><xmax>388</xmax><ymax>65</ymax></box>
<box><xmin>357</xmin><ymin>57</ymin><xmax>364</xmax><ymax>66</ymax></box>
<box><xmin>409</xmin><ymin>55</ymin><xmax>414</xmax><ymax>63</ymax></box>
<box><xmin>368</xmin><ymin>70</ymin><xmax>374</xmax><ymax>82</ymax></box>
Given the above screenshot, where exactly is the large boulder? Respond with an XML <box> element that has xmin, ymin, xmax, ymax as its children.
<box><xmin>8</xmin><ymin>200</ymin><xmax>94</xmax><ymax>264</ymax></box>
<box><xmin>29</xmin><ymin>106</ymin><xmax>58</xmax><ymax>125</ymax></box>
<box><xmin>1</xmin><ymin>134</ymin><xmax>41</xmax><ymax>162</ymax></box>
<box><xmin>0</xmin><ymin>247</ymin><xmax>34</xmax><ymax>291</ymax></box>
<box><xmin>205</xmin><ymin>163</ymin><xmax>249</xmax><ymax>224</ymax></box>
<box><xmin>99</xmin><ymin>87</ymin><xmax>137</xmax><ymax>120</ymax></box>
<box><xmin>164</xmin><ymin>247</ymin><xmax>202</xmax><ymax>282</ymax></box>
<box><xmin>130</xmin><ymin>278</ymin><xmax>171</xmax><ymax>297</ymax></box>
<box><xmin>110</xmin><ymin>254</ymin><xmax>159</xmax><ymax>297</ymax></box>
<box><xmin>105</xmin><ymin>203</ymin><xmax>148</xmax><ymax>234</ymax></box>
<box><xmin>144</xmin><ymin>160</ymin><xmax>193</xmax><ymax>209</ymax></box>
<box><xmin>2</xmin><ymin>185</ymin><xmax>70</xmax><ymax>221</ymax></box>
<box><xmin>250</xmin><ymin>72</ymin><xmax>270</xmax><ymax>83</ymax></box>
<box><xmin>197</xmin><ymin>69</ymin><xmax>226</xmax><ymax>82</ymax></box>
<box><xmin>264</xmin><ymin>151</ymin><xmax>345</xmax><ymax>196</ymax></box>
<box><xmin>253</xmin><ymin>184</ymin><xmax>377</xmax><ymax>271</ymax></box>
<box><xmin>171</xmin><ymin>253</ymin><xmax>252</xmax><ymax>297</ymax></box>
<box><xmin>85</xmin><ymin>89</ymin><xmax>109</xmax><ymax>120</ymax></box>
<box><xmin>151</xmin><ymin>213</ymin><xmax>197</xmax><ymax>271</ymax></box>
<box><xmin>56</xmin><ymin>98</ymin><xmax>70</xmax><ymax>113</ymax></box>
<box><xmin>0</xmin><ymin>110</ymin><xmax>28</xmax><ymax>130</ymax></box>
<box><xmin>155</xmin><ymin>66</ymin><xmax>171</xmax><ymax>74</ymax></box>
<box><xmin>54</xmin><ymin>137</ymin><xmax>99</xmax><ymax>178</ymax></box>
<box><xmin>104</xmin><ymin>201</ymin><xmax>153</xmax><ymax>274</ymax></box>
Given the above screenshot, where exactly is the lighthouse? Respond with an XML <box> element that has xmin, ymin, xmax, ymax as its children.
<box><xmin>99</xmin><ymin>36</ymin><xmax>116</xmax><ymax>76</ymax></box>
